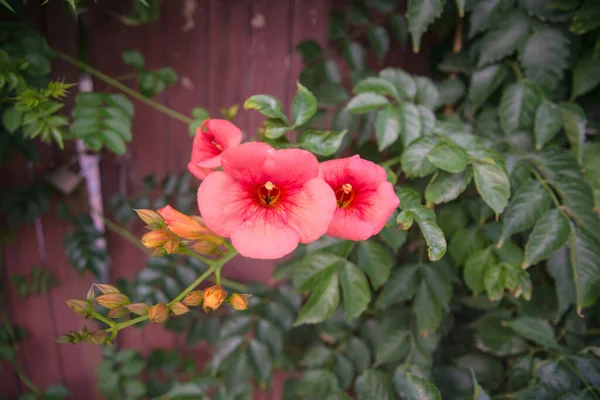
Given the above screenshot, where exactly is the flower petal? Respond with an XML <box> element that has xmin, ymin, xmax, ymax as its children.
<box><xmin>286</xmin><ymin>178</ymin><xmax>336</xmax><ymax>243</ymax></box>
<box><xmin>221</xmin><ymin>142</ymin><xmax>275</xmax><ymax>185</ymax></box>
<box><xmin>347</xmin><ymin>156</ymin><xmax>388</xmax><ymax>187</ymax></box>
<box><xmin>206</xmin><ymin>119</ymin><xmax>243</xmax><ymax>149</ymax></box>
<box><xmin>326</xmin><ymin>208</ymin><xmax>375</xmax><ymax>241</ymax></box>
<box><xmin>357</xmin><ymin>181</ymin><xmax>400</xmax><ymax>235</ymax></box>
<box><xmin>262</xmin><ymin>148</ymin><xmax>320</xmax><ymax>187</ymax></box>
<box><xmin>231</xmin><ymin>209</ymin><xmax>300</xmax><ymax>259</ymax></box>
<box><xmin>319</xmin><ymin>156</ymin><xmax>356</xmax><ymax>189</ymax></box>
<box><xmin>197</xmin><ymin>171</ymin><xmax>254</xmax><ymax>237</ymax></box>
<box><xmin>187</xmin><ymin>162</ymin><xmax>214</xmax><ymax>180</ymax></box>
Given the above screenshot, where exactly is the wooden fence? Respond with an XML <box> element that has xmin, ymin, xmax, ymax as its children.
<box><xmin>0</xmin><ymin>0</ymin><xmax>431</xmax><ymax>398</ymax></box>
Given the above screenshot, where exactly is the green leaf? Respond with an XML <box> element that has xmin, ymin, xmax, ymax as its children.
<box><xmin>520</xmin><ymin>28</ymin><xmax>570</xmax><ymax>90</ymax></box>
<box><xmin>406</xmin><ymin>0</ymin><xmax>446</xmax><ymax>53</ymax></box>
<box><xmin>292</xmin><ymin>82</ymin><xmax>318</xmax><ymax>127</ymax></box>
<box><xmin>294</xmin><ymin>268</ymin><xmax>340</xmax><ymax>326</ymax></box>
<box><xmin>390</xmin><ymin>14</ymin><xmax>409</xmax><ymax>45</ymax></box>
<box><xmin>0</xmin><ymin>0</ymin><xmax>15</xmax><ymax>12</ymax></box>
<box><xmin>475</xmin><ymin>313</ymin><xmax>528</xmax><ymax>357</ymax></box>
<box><xmin>256</xmin><ymin>319</ymin><xmax>283</xmax><ymax>356</ymax></box>
<box><xmin>367</xmin><ymin>26</ymin><xmax>390</xmax><ymax>61</ymax></box>
<box><xmin>477</xmin><ymin>10</ymin><xmax>531</xmax><ymax>67</ymax></box>
<box><xmin>101</xmin><ymin>130</ymin><xmax>127</xmax><ymax>155</ymax></box>
<box><xmin>560</xmin><ymin>103</ymin><xmax>586</xmax><ymax>163</ymax></box>
<box><xmin>244</xmin><ymin>95</ymin><xmax>289</xmax><ymax>123</ymax></box>
<box><xmin>401</xmin><ymin>136</ymin><xmax>439</xmax><ymax>178</ymax></box>
<box><xmin>473</xmin><ymin>162</ymin><xmax>511</xmax><ymax>215</ymax></box>
<box><xmin>547</xmin><ymin>247</ymin><xmax>575</xmax><ymax>317</ymax></box>
<box><xmin>296</xmin><ymin>40</ymin><xmax>323</xmax><ymax>62</ymax></box>
<box><xmin>345</xmin><ymin>336</ymin><xmax>372</xmax><ymax>373</ymax></box>
<box><xmin>249</xmin><ymin>339</ymin><xmax>273</xmax><ymax>386</ymax></box>
<box><xmin>572</xmin><ymin>53</ymin><xmax>600</xmax><ymax>99</ymax></box>
<box><xmin>415</xmin><ymin>77</ymin><xmax>440</xmax><ymax>109</ymax></box>
<box><xmin>436</xmin><ymin>78</ymin><xmax>465</xmax><ymax>107</ymax></box>
<box><xmin>416</xmin><ymin>218</ymin><xmax>447</xmax><ymax>261</ymax></box>
<box><xmin>419</xmin><ymin>106</ymin><xmax>436</xmax><ymax>136</ymax></box>
<box><xmin>107</xmin><ymin>94</ymin><xmax>134</xmax><ymax>117</ymax></box>
<box><xmin>464</xmin><ymin>248</ymin><xmax>496</xmax><ymax>295</ymax></box>
<box><xmin>3</xmin><ymin>107</ymin><xmax>24</xmax><ymax>134</ymax></box>
<box><xmin>379</xmin><ymin>68</ymin><xmax>417</xmax><ymax>100</ymax></box>
<box><xmin>376</xmin><ymin>264</ymin><xmax>419</xmax><ymax>309</ymax></box>
<box><xmin>468</xmin><ymin>0</ymin><xmax>501</xmax><ymax>38</ymax></box>
<box><xmin>339</xmin><ymin>261</ymin><xmax>371</xmax><ymax>320</ymax></box>
<box><xmin>356</xmin><ymin>241</ymin><xmax>392</xmax><ymax>290</ymax></box>
<box><xmin>264</xmin><ymin>118</ymin><xmax>290</xmax><ymax>139</ymax></box>
<box><xmin>470</xmin><ymin>370</ymin><xmax>491</xmax><ymax>400</ymax></box>
<box><xmin>570</xmin><ymin>0</ymin><xmax>600</xmax><ymax>34</ymax></box>
<box><xmin>505</xmin><ymin>316</ymin><xmax>559</xmax><ymax>350</ymax></box>
<box><xmin>399</xmin><ymin>102</ymin><xmax>422</xmax><ymax>147</ymax></box>
<box><xmin>468</xmin><ymin>64</ymin><xmax>508</xmax><ymax>112</ymax></box>
<box><xmin>333</xmin><ymin>354</ymin><xmax>354</xmax><ymax>390</ymax></box>
<box><xmin>569</xmin><ymin>224</ymin><xmax>600</xmax><ymax>311</ymax></box>
<box><xmin>314</xmin><ymin>82</ymin><xmax>349</xmax><ymax>106</ymax></box>
<box><xmin>414</xmin><ymin>264</ymin><xmax>452</xmax><ymax>334</ymax></box>
<box><xmin>298</xmin><ymin>129</ymin><xmax>347</xmax><ymax>156</ymax></box>
<box><xmin>499</xmin><ymin>180</ymin><xmax>551</xmax><ymax>243</ymax></box>
<box><xmin>375</xmin><ymin>330</ymin><xmax>410</xmax><ymax>366</ymax></box>
<box><xmin>298</xmin><ymin>369</ymin><xmax>340</xmax><ymax>399</ymax></box>
<box><xmin>355</xmin><ymin>370</ymin><xmax>395</xmax><ymax>400</ymax></box>
<box><xmin>122</xmin><ymin>50</ymin><xmax>145</xmax><ymax>68</ymax></box>
<box><xmin>347</xmin><ymin>93</ymin><xmax>390</xmax><ymax>113</ymax></box>
<box><xmin>354</xmin><ymin>77</ymin><xmax>402</xmax><ymax>102</ymax></box>
<box><xmin>209</xmin><ymin>336</ymin><xmax>244</xmax><ymax>372</ymax></box>
<box><xmin>344</xmin><ymin>41</ymin><xmax>366</xmax><ymax>71</ymax></box>
<box><xmin>499</xmin><ymin>83</ymin><xmax>541</xmax><ymax>134</ymax></box>
<box><xmin>534</xmin><ymin>101</ymin><xmax>562</xmax><ymax>150</ymax></box>
<box><xmin>123</xmin><ymin>379</ymin><xmax>146</xmax><ymax>399</ymax></box>
<box><xmin>396</xmin><ymin>373</ymin><xmax>442</xmax><ymax>399</ymax></box>
<box><xmin>44</xmin><ymin>384</ymin><xmax>71</xmax><ymax>399</ymax></box>
<box><xmin>426</xmin><ymin>144</ymin><xmax>468</xmax><ymax>173</ymax></box>
<box><xmin>425</xmin><ymin>169</ymin><xmax>472</xmax><ymax>204</ymax></box>
<box><xmin>375</xmin><ymin>106</ymin><xmax>401</xmax><ymax>151</ymax></box>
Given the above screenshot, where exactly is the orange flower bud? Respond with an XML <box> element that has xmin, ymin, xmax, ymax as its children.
<box><xmin>152</xmin><ymin>247</ymin><xmax>167</xmax><ymax>257</ymax></box>
<box><xmin>94</xmin><ymin>283</ymin><xmax>120</xmax><ymax>294</ymax></box>
<box><xmin>157</xmin><ymin>205</ymin><xmax>213</xmax><ymax>240</ymax></box>
<box><xmin>108</xmin><ymin>306</ymin><xmax>129</xmax><ymax>319</ymax></box>
<box><xmin>163</xmin><ymin>235</ymin><xmax>180</xmax><ymax>254</ymax></box>
<box><xmin>96</xmin><ymin>293</ymin><xmax>130</xmax><ymax>309</ymax></box>
<box><xmin>170</xmin><ymin>302</ymin><xmax>190</xmax><ymax>316</ymax></box>
<box><xmin>202</xmin><ymin>285</ymin><xmax>227</xmax><ymax>313</ymax></box>
<box><xmin>134</xmin><ymin>209</ymin><xmax>165</xmax><ymax>228</ymax></box>
<box><xmin>66</xmin><ymin>299</ymin><xmax>91</xmax><ymax>315</ymax></box>
<box><xmin>89</xmin><ymin>331</ymin><xmax>109</xmax><ymax>344</ymax></box>
<box><xmin>229</xmin><ymin>293</ymin><xmax>251</xmax><ymax>311</ymax></box>
<box><xmin>86</xmin><ymin>285</ymin><xmax>95</xmax><ymax>302</ymax></box>
<box><xmin>186</xmin><ymin>237</ymin><xmax>223</xmax><ymax>256</ymax></box>
<box><xmin>126</xmin><ymin>303</ymin><xmax>150</xmax><ymax>316</ymax></box>
<box><xmin>148</xmin><ymin>303</ymin><xmax>169</xmax><ymax>323</ymax></box>
<box><xmin>183</xmin><ymin>290</ymin><xmax>204</xmax><ymax>307</ymax></box>
<box><xmin>141</xmin><ymin>229</ymin><xmax>172</xmax><ymax>249</ymax></box>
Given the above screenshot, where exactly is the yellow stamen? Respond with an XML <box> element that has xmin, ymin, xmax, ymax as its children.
<box><xmin>211</xmin><ymin>140</ymin><xmax>224</xmax><ymax>151</ymax></box>
<box><xmin>342</xmin><ymin>183</ymin><xmax>353</xmax><ymax>194</ymax></box>
<box><xmin>258</xmin><ymin>181</ymin><xmax>281</xmax><ymax>206</ymax></box>
<box><xmin>335</xmin><ymin>183</ymin><xmax>355</xmax><ymax>208</ymax></box>
<box><xmin>264</xmin><ymin>181</ymin><xmax>275</xmax><ymax>191</ymax></box>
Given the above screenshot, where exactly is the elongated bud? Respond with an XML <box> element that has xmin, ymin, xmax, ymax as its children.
<box><xmin>108</xmin><ymin>306</ymin><xmax>129</xmax><ymax>319</ymax></box>
<box><xmin>135</xmin><ymin>209</ymin><xmax>165</xmax><ymax>228</ymax></box>
<box><xmin>126</xmin><ymin>303</ymin><xmax>150</xmax><ymax>316</ymax></box>
<box><xmin>89</xmin><ymin>331</ymin><xmax>109</xmax><ymax>344</ymax></box>
<box><xmin>163</xmin><ymin>235</ymin><xmax>180</xmax><ymax>254</ymax></box>
<box><xmin>202</xmin><ymin>285</ymin><xmax>227</xmax><ymax>313</ymax></box>
<box><xmin>148</xmin><ymin>303</ymin><xmax>169</xmax><ymax>323</ymax></box>
<box><xmin>152</xmin><ymin>247</ymin><xmax>167</xmax><ymax>257</ymax></box>
<box><xmin>187</xmin><ymin>238</ymin><xmax>222</xmax><ymax>256</ymax></box>
<box><xmin>86</xmin><ymin>285</ymin><xmax>95</xmax><ymax>302</ymax></box>
<box><xmin>96</xmin><ymin>293</ymin><xmax>130</xmax><ymax>309</ymax></box>
<box><xmin>66</xmin><ymin>299</ymin><xmax>91</xmax><ymax>315</ymax></box>
<box><xmin>229</xmin><ymin>293</ymin><xmax>251</xmax><ymax>311</ymax></box>
<box><xmin>141</xmin><ymin>230</ymin><xmax>171</xmax><ymax>249</ymax></box>
<box><xmin>94</xmin><ymin>283</ymin><xmax>120</xmax><ymax>294</ymax></box>
<box><xmin>170</xmin><ymin>302</ymin><xmax>190</xmax><ymax>316</ymax></box>
<box><xmin>183</xmin><ymin>290</ymin><xmax>204</xmax><ymax>307</ymax></box>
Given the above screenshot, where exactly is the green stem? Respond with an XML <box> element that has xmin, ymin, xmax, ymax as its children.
<box><xmin>381</xmin><ymin>155</ymin><xmax>403</xmax><ymax>168</ymax></box>
<box><xmin>112</xmin><ymin>314</ymin><xmax>149</xmax><ymax>331</ymax></box>
<box><xmin>181</xmin><ymin>248</ymin><xmax>247</xmax><ymax>291</ymax></box>
<box><xmin>56</xmin><ymin>51</ymin><xmax>193</xmax><ymax>125</ymax></box>
<box><xmin>100</xmin><ymin>215</ymin><xmax>150</xmax><ymax>254</ymax></box>
<box><xmin>215</xmin><ymin>267</ymin><xmax>222</xmax><ymax>286</ymax></box>
<box><xmin>531</xmin><ymin>168</ymin><xmax>562</xmax><ymax>209</ymax></box>
<box><xmin>13</xmin><ymin>363</ymin><xmax>40</xmax><ymax>394</ymax></box>
<box><xmin>219</xmin><ymin>277</ymin><xmax>247</xmax><ymax>292</ymax></box>
<box><xmin>90</xmin><ymin>310</ymin><xmax>115</xmax><ymax>328</ymax></box>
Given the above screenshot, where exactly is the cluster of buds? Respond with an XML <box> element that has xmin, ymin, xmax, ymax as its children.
<box><xmin>57</xmin><ymin>325</ymin><xmax>110</xmax><ymax>345</ymax></box>
<box><xmin>136</xmin><ymin>206</ymin><xmax>225</xmax><ymax>257</ymax></box>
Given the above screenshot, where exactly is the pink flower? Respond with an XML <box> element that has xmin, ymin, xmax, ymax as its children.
<box><xmin>320</xmin><ymin>155</ymin><xmax>399</xmax><ymax>241</ymax></box>
<box><xmin>188</xmin><ymin>119</ymin><xmax>243</xmax><ymax>180</ymax></box>
<box><xmin>197</xmin><ymin>142</ymin><xmax>336</xmax><ymax>259</ymax></box>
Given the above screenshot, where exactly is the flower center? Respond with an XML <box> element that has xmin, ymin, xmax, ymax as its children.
<box><xmin>335</xmin><ymin>183</ymin><xmax>354</xmax><ymax>208</ymax></box>
<box><xmin>257</xmin><ymin>181</ymin><xmax>281</xmax><ymax>206</ymax></box>
<box><xmin>211</xmin><ymin>140</ymin><xmax>223</xmax><ymax>151</ymax></box>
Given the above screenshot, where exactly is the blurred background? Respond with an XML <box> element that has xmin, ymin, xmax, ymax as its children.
<box><xmin>0</xmin><ymin>0</ymin><xmax>433</xmax><ymax>398</ymax></box>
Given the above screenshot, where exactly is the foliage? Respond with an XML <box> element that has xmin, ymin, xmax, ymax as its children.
<box><xmin>11</xmin><ymin>267</ymin><xmax>58</xmax><ymax>298</ymax></box>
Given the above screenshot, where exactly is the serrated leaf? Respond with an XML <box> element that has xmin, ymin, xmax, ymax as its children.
<box><xmin>415</xmin><ymin>77</ymin><xmax>440</xmax><ymax>109</ymax></box>
<box><xmin>244</xmin><ymin>95</ymin><xmax>289</xmax><ymax>123</ymax></box>
<box><xmin>520</xmin><ymin>28</ymin><xmax>570</xmax><ymax>90</ymax></box>
<box><xmin>469</xmin><ymin>0</ymin><xmax>502</xmax><ymax>38</ymax></box>
<box><xmin>425</xmin><ymin>169</ymin><xmax>472</xmax><ymax>204</ymax></box>
<box><xmin>294</xmin><ymin>269</ymin><xmax>340</xmax><ymax>326</ymax></box>
<box><xmin>379</xmin><ymin>68</ymin><xmax>417</xmax><ymax>100</ymax></box>
<box><xmin>347</xmin><ymin>93</ymin><xmax>390</xmax><ymax>113</ymax></box>
<box><xmin>256</xmin><ymin>319</ymin><xmax>283</xmax><ymax>356</ymax></box>
<box><xmin>569</xmin><ymin>224</ymin><xmax>600</xmax><ymax>311</ymax></box>
<box><xmin>339</xmin><ymin>261</ymin><xmax>371</xmax><ymax>321</ymax></box>
<box><xmin>375</xmin><ymin>331</ymin><xmax>410</xmax><ymax>366</ymax></box>
<box><xmin>477</xmin><ymin>10</ymin><xmax>531</xmax><ymax>67</ymax></box>
<box><xmin>376</xmin><ymin>264</ymin><xmax>420</xmax><ymax>309</ymax></box>
<box><xmin>547</xmin><ymin>246</ymin><xmax>575</xmax><ymax>317</ymax></box>
<box><xmin>397</xmin><ymin>373</ymin><xmax>442</xmax><ymax>399</ymax></box>
<box><xmin>572</xmin><ymin>53</ymin><xmax>600</xmax><ymax>99</ymax></box>
<box><xmin>375</xmin><ymin>106</ymin><xmax>401</xmax><ymax>151</ymax></box>
<box><xmin>469</xmin><ymin>64</ymin><xmax>508</xmax><ymax>112</ymax></box>
<box><xmin>436</xmin><ymin>78</ymin><xmax>465</xmax><ymax>107</ymax></box>
<box><xmin>298</xmin><ymin>129</ymin><xmax>347</xmax><ymax>156</ymax></box>
<box><xmin>354</xmin><ymin>77</ymin><xmax>402</xmax><ymax>101</ymax></box>
<box><xmin>107</xmin><ymin>94</ymin><xmax>134</xmax><ymax>117</ymax></box>
<box><xmin>122</xmin><ymin>50</ymin><xmax>145</xmax><ymax>68</ymax></box>
<box><xmin>416</xmin><ymin>218</ymin><xmax>447</xmax><ymax>261</ymax></box>
<box><xmin>473</xmin><ymin>162</ymin><xmax>511</xmax><ymax>215</ymax></box>
<box><xmin>249</xmin><ymin>340</ymin><xmax>273</xmax><ymax>386</ymax></box>
<box><xmin>560</xmin><ymin>103</ymin><xmax>586</xmax><ymax>163</ymax></box>
<box><xmin>346</xmin><ymin>336</ymin><xmax>372</xmax><ymax>373</ymax></box>
<box><xmin>401</xmin><ymin>136</ymin><xmax>439</xmax><ymax>178</ymax></box>
<box><xmin>505</xmin><ymin>317</ymin><xmax>559</xmax><ymax>350</ymax></box>
<box><xmin>356</xmin><ymin>241</ymin><xmax>392</xmax><ymax>290</ymax></box>
<box><xmin>534</xmin><ymin>101</ymin><xmax>562</xmax><ymax>150</ymax></box>
<box><xmin>414</xmin><ymin>279</ymin><xmax>442</xmax><ymax>335</ymax></box>
<box><xmin>292</xmin><ymin>82</ymin><xmax>318</xmax><ymax>127</ymax></box>
<box><xmin>367</xmin><ymin>26</ymin><xmax>390</xmax><ymax>61</ymax></box>
<box><xmin>407</xmin><ymin>0</ymin><xmax>446</xmax><ymax>53</ymax></box>
<box><xmin>344</xmin><ymin>41</ymin><xmax>366</xmax><ymax>71</ymax></box>
<box><xmin>399</xmin><ymin>102</ymin><xmax>422</xmax><ymax>147</ymax></box>
<box><xmin>418</xmin><ymin>106</ymin><xmax>436</xmax><ymax>136</ymax></box>
<box><xmin>355</xmin><ymin>370</ymin><xmax>395</xmax><ymax>400</ymax></box>
<box><xmin>333</xmin><ymin>354</ymin><xmax>354</xmax><ymax>390</ymax></box>
<box><xmin>499</xmin><ymin>83</ymin><xmax>541</xmax><ymax>134</ymax></box>
<box><xmin>499</xmin><ymin>180</ymin><xmax>551</xmax><ymax>243</ymax></box>
<box><xmin>101</xmin><ymin>130</ymin><xmax>127</xmax><ymax>155</ymax></box>
<box><xmin>3</xmin><ymin>107</ymin><xmax>23</xmax><ymax>134</ymax></box>
<box><xmin>464</xmin><ymin>248</ymin><xmax>496</xmax><ymax>295</ymax></box>
<box><xmin>209</xmin><ymin>336</ymin><xmax>244</xmax><ymax>372</ymax></box>
<box><xmin>570</xmin><ymin>0</ymin><xmax>600</xmax><ymax>34</ymax></box>
<box><xmin>426</xmin><ymin>144</ymin><xmax>469</xmax><ymax>173</ymax></box>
